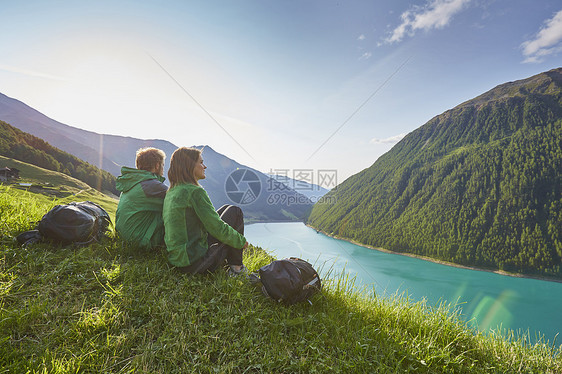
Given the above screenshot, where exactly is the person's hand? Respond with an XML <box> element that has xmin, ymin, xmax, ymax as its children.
<box><xmin>243</xmin><ymin>241</ymin><xmax>249</xmax><ymax>249</ymax></box>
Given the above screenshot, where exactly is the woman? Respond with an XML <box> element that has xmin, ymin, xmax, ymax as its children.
<box><xmin>163</xmin><ymin>147</ymin><xmax>248</xmax><ymax>275</ymax></box>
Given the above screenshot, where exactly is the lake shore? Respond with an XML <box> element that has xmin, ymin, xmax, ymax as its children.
<box><xmin>305</xmin><ymin>224</ymin><xmax>562</xmax><ymax>284</ymax></box>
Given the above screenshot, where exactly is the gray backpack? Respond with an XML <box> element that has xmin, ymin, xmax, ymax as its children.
<box><xmin>256</xmin><ymin>257</ymin><xmax>322</xmax><ymax>305</ymax></box>
<box><xmin>17</xmin><ymin>201</ymin><xmax>111</xmax><ymax>246</ymax></box>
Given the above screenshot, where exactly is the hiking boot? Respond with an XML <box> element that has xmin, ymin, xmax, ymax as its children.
<box><xmin>227</xmin><ymin>265</ymin><xmax>248</xmax><ymax>277</ymax></box>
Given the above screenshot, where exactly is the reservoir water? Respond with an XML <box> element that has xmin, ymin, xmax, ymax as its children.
<box><xmin>246</xmin><ymin>222</ymin><xmax>562</xmax><ymax>344</ymax></box>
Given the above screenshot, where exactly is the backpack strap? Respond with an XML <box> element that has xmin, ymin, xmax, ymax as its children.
<box><xmin>16</xmin><ymin>230</ymin><xmax>43</xmax><ymax>247</ymax></box>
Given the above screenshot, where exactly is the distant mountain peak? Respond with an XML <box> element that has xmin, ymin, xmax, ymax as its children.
<box><xmin>458</xmin><ymin>67</ymin><xmax>562</xmax><ymax>109</ymax></box>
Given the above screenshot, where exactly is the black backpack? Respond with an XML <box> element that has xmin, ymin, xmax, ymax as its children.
<box><xmin>17</xmin><ymin>201</ymin><xmax>112</xmax><ymax>246</ymax></box>
<box><xmin>257</xmin><ymin>257</ymin><xmax>322</xmax><ymax>305</ymax></box>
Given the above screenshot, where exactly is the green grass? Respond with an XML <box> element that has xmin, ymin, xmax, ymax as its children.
<box><xmin>1</xmin><ymin>185</ymin><xmax>561</xmax><ymax>373</ymax></box>
<box><xmin>1</xmin><ymin>156</ymin><xmax>118</xmax><ymax>219</ymax></box>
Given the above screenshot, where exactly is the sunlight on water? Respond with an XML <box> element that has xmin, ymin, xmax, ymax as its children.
<box><xmin>467</xmin><ymin>290</ymin><xmax>516</xmax><ymax>332</ymax></box>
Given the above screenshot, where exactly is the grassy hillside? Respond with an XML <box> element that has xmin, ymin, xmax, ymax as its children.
<box><xmin>1</xmin><ymin>155</ymin><xmax>90</xmax><ymax>190</ymax></box>
<box><xmin>1</xmin><ymin>186</ymin><xmax>561</xmax><ymax>373</ymax></box>
<box><xmin>0</xmin><ymin>120</ymin><xmax>118</xmax><ymax>195</ymax></box>
<box><xmin>0</xmin><ymin>155</ymin><xmax>118</xmax><ymax>220</ymax></box>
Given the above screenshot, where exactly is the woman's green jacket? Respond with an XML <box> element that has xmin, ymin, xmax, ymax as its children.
<box><xmin>163</xmin><ymin>183</ymin><xmax>246</xmax><ymax>267</ymax></box>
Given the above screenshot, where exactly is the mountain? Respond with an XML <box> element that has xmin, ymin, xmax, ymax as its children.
<box><xmin>0</xmin><ymin>93</ymin><xmax>313</xmax><ymax>221</ymax></box>
<box><xmin>307</xmin><ymin>67</ymin><xmax>562</xmax><ymax>278</ymax></box>
<box><xmin>0</xmin><ymin>92</ymin><xmax>179</xmax><ymax>177</ymax></box>
<box><xmin>0</xmin><ymin>121</ymin><xmax>118</xmax><ymax>194</ymax></box>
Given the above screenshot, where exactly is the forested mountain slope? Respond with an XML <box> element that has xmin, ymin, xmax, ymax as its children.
<box><xmin>308</xmin><ymin>68</ymin><xmax>562</xmax><ymax>277</ymax></box>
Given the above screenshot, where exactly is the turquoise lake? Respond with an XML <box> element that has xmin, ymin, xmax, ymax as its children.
<box><xmin>245</xmin><ymin>222</ymin><xmax>562</xmax><ymax>344</ymax></box>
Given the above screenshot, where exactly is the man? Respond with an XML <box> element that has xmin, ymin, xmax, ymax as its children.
<box><xmin>115</xmin><ymin>147</ymin><xmax>167</xmax><ymax>249</ymax></box>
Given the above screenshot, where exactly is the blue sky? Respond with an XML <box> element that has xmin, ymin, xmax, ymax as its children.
<box><xmin>1</xmin><ymin>0</ymin><xmax>561</xmax><ymax>185</ymax></box>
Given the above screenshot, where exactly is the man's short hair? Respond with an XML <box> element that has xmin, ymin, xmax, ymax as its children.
<box><xmin>136</xmin><ymin>147</ymin><xmax>166</xmax><ymax>171</ymax></box>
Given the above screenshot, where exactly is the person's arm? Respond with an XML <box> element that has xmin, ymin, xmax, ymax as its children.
<box><xmin>190</xmin><ymin>187</ymin><xmax>246</xmax><ymax>249</ymax></box>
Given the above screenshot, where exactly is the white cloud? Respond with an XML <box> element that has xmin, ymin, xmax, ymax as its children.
<box><xmin>521</xmin><ymin>10</ymin><xmax>562</xmax><ymax>63</ymax></box>
<box><xmin>370</xmin><ymin>133</ymin><xmax>407</xmax><ymax>144</ymax></box>
<box><xmin>384</xmin><ymin>0</ymin><xmax>472</xmax><ymax>44</ymax></box>
<box><xmin>358</xmin><ymin>34</ymin><xmax>366</xmax><ymax>41</ymax></box>
<box><xmin>0</xmin><ymin>63</ymin><xmax>66</xmax><ymax>81</ymax></box>
<box><xmin>359</xmin><ymin>52</ymin><xmax>372</xmax><ymax>60</ymax></box>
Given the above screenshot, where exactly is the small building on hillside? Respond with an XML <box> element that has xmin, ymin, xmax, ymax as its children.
<box><xmin>0</xmin><ymin>167</ymin><xmax>20</xmax><ymax>182</ymax></box>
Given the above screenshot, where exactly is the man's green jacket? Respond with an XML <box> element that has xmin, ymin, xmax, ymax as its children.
<box><xmin>115</xmin><ymin>167</ymin><xmax>167</xmax><ymax>249</ymax></box>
